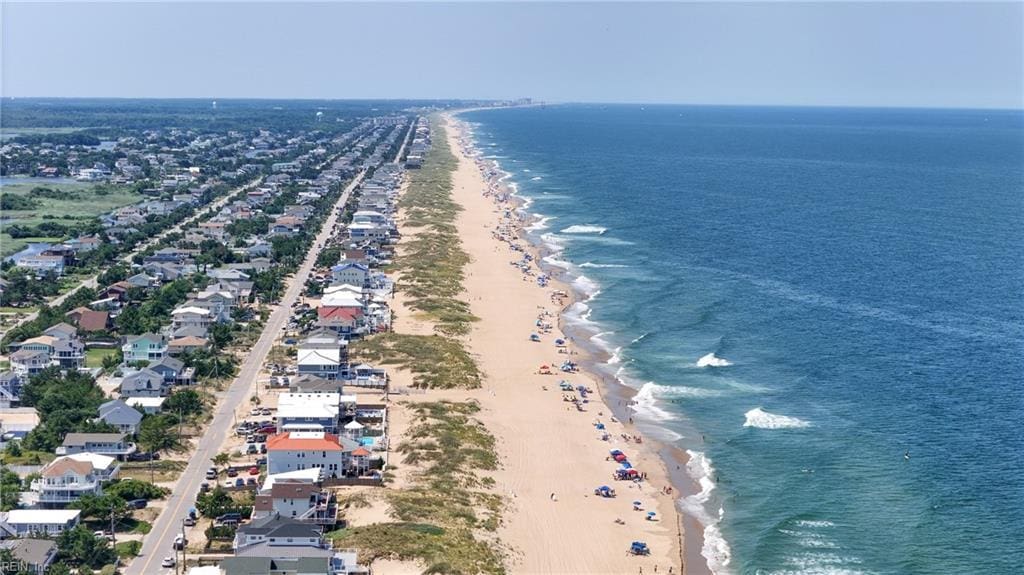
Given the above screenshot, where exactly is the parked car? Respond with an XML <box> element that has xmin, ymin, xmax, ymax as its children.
<box><xmin>259</xmin><ymin>444</ymin><xmax>267</xmax><ymax>454</ymax></box>
<box><xmin>248</xmin><ymin>466</ymin><xmax>260</xmax><ymax>475</ymax></box>
<box><xmin>246</xmin><ymin>477</ymin><xmax>257</xmax><ymax>486</ymax></box>
<box><xmin>127</xmin><ymin>498</ymin><xmax>147</xmax><ymax>509</ymax></box>
<box><xmin>173</xmin><ymin>536</ymin><xmax>186</xmax><ymax>551</ymax></box>
<box><xmin>255</xmin><ymin>457</ymin><xmax>267</xmax><ymax>466</ymax></box>
<box><xmin>246</xmin><ymin>444</ymin><xmax>258</xmax><ymax>455</ymax></box>
<box><xmin>200</xmin><ymin>482</ymin><xmax>210</xmax><ymax>493</ymax></box>
<box><xmin>227</xmin><ymin>469</ymin><xmax>238</xmax><ymax>478</ymax></box>
<box><xmin>235</xmin><ymin>478</ymin><xmax>244</xmax><ymax>487</ymax></box>
<box><xmin>162</xmin><ymin>557</ymin><xmax>176</xmax><ymax>568</ymax></box>
<box><xmin>183</xmin><ymin>516</ymin><xmax>196</xmax><ymax>527</ymax></box>
<box><xmin>205</xmin><ymin>468</ymin><xmax>218</xmax><ymax>480</ymax></box>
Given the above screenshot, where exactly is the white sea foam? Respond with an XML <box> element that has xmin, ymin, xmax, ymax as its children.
<box><xmin>607</xmin><ymin>346</ymin><xmax>624</xmax><ymax>365</ymax></box>
<box><xmin>530</xmin><ymin>176</ymin><xmax>543</xmax><ymax>181</ymax></box>
<box><xmin>678</xmin><ymin>451</ymin><xmax>733</xmax><ymax>575</ymax></box>
<box><xmin>696</xmin><ymin>353</ymin><xmax>733</xmax><ymax>368</ymax></box>
<box><xmin>564</xmin><ymin>302</ymin><xmax>598</xmax><ymax>329</ymax></box>
<box><xmin>631</xmin><ymin>382</ymin><xmax>677</xmax><ymax>422</ymax></box>
<box><xmin>631</xmin><ymin>332</ymin><xmax>650</xmax><ymax>344</ymax></box>
<box><xmin>744</xmin><ymin>407</ymin><xmax>811</xmax><ymax>429</ymax></box>
<box><xmin>579</xmin><ymin>262</ymin><xmax>629</xmax><ymax>268</ymax></box>
<box><xmin>525</xmin><ymin>215</ymin><xmax>554</xmax><ymax>232</ymax></box>
<box><xmin>795</xmin><ymin>520</ymin><xmax>836</xmax><ymax>528</ymax></box>
<box><xmin>539</xmin><ymin>233</ymin><xmax>566</xmax><ymax>253</ymax></box>
<box><xmin>561</xmin><ymin>224</ymin><xmax>608</xmax><ymax>235</ymax></box>
<box><xmin>572</xmin><ymin>274</ymin><xmax>601</xmax><ymax>296</ymax></box>
<box><xmin>541</xmin><ymin>255</ymin><xmax>573</xmax><ymax>269</ymax></box>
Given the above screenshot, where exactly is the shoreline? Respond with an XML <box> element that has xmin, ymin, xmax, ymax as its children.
<box><xmin>444</xmin><ymin>111</ymin><xmax>713</xmax><ymax>575</ymax></box>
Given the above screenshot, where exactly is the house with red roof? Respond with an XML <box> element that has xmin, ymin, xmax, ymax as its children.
<box><xmin>266</xmin><ymin>431</ymin><xmax>359</xmax><ymax>477</ymax></box>
<box><xmin>316</xmin><ymin>306</ymin><xmax>364</xmax><ymax>335</ymax></box>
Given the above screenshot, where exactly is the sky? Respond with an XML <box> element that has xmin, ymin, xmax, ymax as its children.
<box><xmin>2</xmin><ymin>1</ymin><xmax>1022</xmax><ymax>109</ymax></box>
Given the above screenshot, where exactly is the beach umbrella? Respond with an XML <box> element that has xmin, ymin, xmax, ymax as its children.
<box><xmin>555</xmin><ymin>338</ymin><xmax>565</xmax><ymax>345</ymax></box>
<box><xmin>633</xmin><ymin>501</ymin><xmax>642</xmax><ymax>506</ymax></box>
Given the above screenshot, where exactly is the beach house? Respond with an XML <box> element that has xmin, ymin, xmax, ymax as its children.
<box><xmin>266</xmin><ymin>432</ymin><xmax>358</xmax><ymax>476</ymax></box>
<box><xmin>329</xmin><ymin>263</ymin><xmax>369</xmax><ymax>288</ymax></box>
<box><xmin>56</xmin><ymin>433</ymin><xmax>136</xmax><ymax>459</ymax></box>
<box><xmin>0</xmin><ymin>510</ymin><xmax>81</xmax><ymax>537</ymax></box>
<box><xmin>95</xmin><ymin>399</ymin><xmax>144</xmax><ymax>434</ymax></box>
<box><xmin>30</xmin><ymin>453</ymin><xmax>119</xmax><ymax>506</ymax></box>
<box><xmin>122</xmin><ymin>333</ymin><xmax>168</xmax><ymax>363</ymax></box>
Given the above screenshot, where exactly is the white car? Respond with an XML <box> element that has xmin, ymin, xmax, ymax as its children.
<box><xmin>162</xmin><ymin>556</ymin><xmax>176</xmax><ymax>568</ymax></box>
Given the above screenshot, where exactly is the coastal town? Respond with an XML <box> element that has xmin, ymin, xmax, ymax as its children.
<box><xmin>0</xmin><ymin>101</ymin><xmax>682</xmax><ymax>575</ymax></box>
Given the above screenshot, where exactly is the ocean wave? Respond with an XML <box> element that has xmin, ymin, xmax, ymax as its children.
<box><xmin>679</xmin><ymin>451</ymin><xmax>733</xmax><ymax>575</ymax></box>
<box><xmin>744</xmin><ymin>407</ymin><xmax>811</xmax><ymax>429</ymax></box>
<box><xmin>696</xmin><ymin>352</ymin><xmax>732</xmax><ymax>368</ymax></box>
<box><xmin>607</xmin><ymin>346</ymin><xmax>624</xmax><ymax>365</ymax></box>
<box><xmin>541</xmin><ymin>255</ymin><xmax>573</xmax><ymax>269</ymax></box>
<box><xmin>795</xmin><ymin>520</ymin><xmax>836</xmax><ymax>528</ymax></box>
<box><xmin>522</xmin><ymin>168</ymin><xmax>531</xmax><ymax>172</ymax></box>
<box><xmin>530</xmin><ymin>176</ymin><xmax>543</xmax><ymax>181</ymax></box>
<box><xmin>579</xmin><ymin>262</ymin><xmax>629</xmax><ymax>268</ymax></box>
<box><xmin>525</xmin><ymin>215</ymin><xmax>555</xmax><ymax>231</ymax></box>
<box><xmin>631</xmin><ymin>382</ymin><xmax>677</xmax><ymax>422</ymax></box>
<box><xmin>572</xmin><ymin>274</ymin><xmax>601</xmax><ymax>296</ymax></box>
<box><xmin>539</xmin><ymin>232</ymin><xmax>566</xmax><ymax>253</ymax></box>
<box><xmin>564</xmin><ymin>302</ymin><xmax>598</xmax><ymax>328</ymax></box>
<box><xmin>643</xmin><ymin>382</ymin><xmax>723</xmax><ymax>399</ymax></box>
<box><xmin>630</xmin><ymin>332</ymin><xmax>650</xmax><ymax>344</ymax></box>
<box><xmin>561</xmin><ymin>224</ymin><xmax>608</xmax><ymax>235</ymax></box>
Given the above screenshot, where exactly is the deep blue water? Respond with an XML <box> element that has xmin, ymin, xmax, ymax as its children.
<box><xmin>463</xmin><ymin>105</ymin><xmax>1024</xmax><ymax>575</ymax></box>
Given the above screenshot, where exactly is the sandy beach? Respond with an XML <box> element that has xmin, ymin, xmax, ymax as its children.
<box><xmin>431</xmin><ymin>111</ymin><xmax>688</xmax><ymax>573</ymax></box>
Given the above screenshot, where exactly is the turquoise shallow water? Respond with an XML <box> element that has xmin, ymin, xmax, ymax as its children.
<box><xmin>463</xmin><ymin>105</ymin><xmax>1024</xmax><ymax>575</ymax></box>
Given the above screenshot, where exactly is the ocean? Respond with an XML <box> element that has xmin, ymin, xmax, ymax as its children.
<box><xmin>461</xmin><ymin>105</ymin><xmax>1024</xmax><ymax>575</ymax></box>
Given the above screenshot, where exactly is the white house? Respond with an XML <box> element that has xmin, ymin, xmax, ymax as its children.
<box><xmin>0</xmin><ymin>510</ymin><xmax>81</xmax><ymax>537</ymax></box>
<box><xmin>30</xmin><ymin>453</ymin><xmax>119</xmax><ymax>506</ymax></box>
<box><xmin>330</xmin><ymin>263</ymin><xmax>369</xmax><ymax>288</ymax></box>
<box><xmin>266</xmin><ymin>432</ymin><xmax>354</xmax><ymax>476</ymax></box>
<box><xmin>56</xmin><ymin>433</ymin><xmax>136</xmax><ymax>459</ymax></box>
<box><xmin>170</xmin><ymin>306</ymin><xmax>213</xmax><ymax>331</ymax></box>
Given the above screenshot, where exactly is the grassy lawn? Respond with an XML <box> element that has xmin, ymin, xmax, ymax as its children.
<box><xmin>86</xmin><ymin>348</ymin><xmax>119</xmax><ymax>368</ymax></box>
<box><xmin>0</xmin><ymin>234</ymin><xmax>62</xmax><ymax>259</ymax></box>
<box><xmin>0</xmin><ymin>450</ymin><xmax>56</xmax><ymax>465</ymax></box>
<box><xmin>114</xmin><ymin>540</ymin><xmax>142</xmax><ymax>558</ymax></box>
<box><xmin>0</xmin><ymin>182</ymin><xmax>140</xmax><ymax>256</ymax></box>
<box><xmin>0</xmin><ymin>127</ymin><xmax>86</xmax><ymax>141</ymax></box>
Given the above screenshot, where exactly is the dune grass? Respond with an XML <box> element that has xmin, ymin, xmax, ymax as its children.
<box><xmin>331</xmin><ymin>400</ymin><xmax>504</xmax><ymax>574</ymax></box>
<box><xmin>349</xmin><ymin>333</ymin><xmax>482</xmax><ymax>390</ymax></box>
<box><xmin>396</xmin><ymin>118</ymin><xmax>478</xmax><ymax>337</ymax></box>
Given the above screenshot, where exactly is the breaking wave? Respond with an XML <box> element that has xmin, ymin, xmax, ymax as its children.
<box><xmin>744</xmin><ymin>407</ymin><xmax>811</xmax><ymax>429</ymax></box>
<box><xmin>579</xmin><ymin>262</ymin><xmax>629</xmax><ymax>268</ymax></box>
<box><xmin>561</xmin><ymin>224</ymin><xmax>608</xmax><ymax>235</ymax></box>
<box><xmin>696</xmin><ymin>353</ymin><xmax>732</xmax><ymax>368</ymax></box>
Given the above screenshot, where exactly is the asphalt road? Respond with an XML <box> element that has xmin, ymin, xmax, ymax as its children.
<box><xmin>124</xmin><ymin>169</ymin><xmax>365</xmax><ymax>574</ymax></box>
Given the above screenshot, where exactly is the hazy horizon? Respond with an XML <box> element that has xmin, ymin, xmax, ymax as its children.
<box><xmin>2</xmin><ymin>2</ymin><xmax>1022</xmax><ymax>109</ymax></box>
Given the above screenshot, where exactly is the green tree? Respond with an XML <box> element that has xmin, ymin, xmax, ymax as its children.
<box><xmin>1</xmin><ymin>467</ymin><xmax>22</xmax><ymax>511</ymax></box>
<box><xmin>163</xmin><ymin>388</ymin><xmax>204</xmax><ymax>418</ymax></box>
<box><xmin>69</xmin><ymin>493</ymin><xmax>130</xmax><ymax>523</ymax></box>
<box><xmin>137</xmin><ymin>416</ymin><xmax>178</xmax><ymax>482</ymax></box>
<box><xmin>55</xmin><ymin>526</ymin><xmax>118</xmax><ymax>569</ymax></box>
